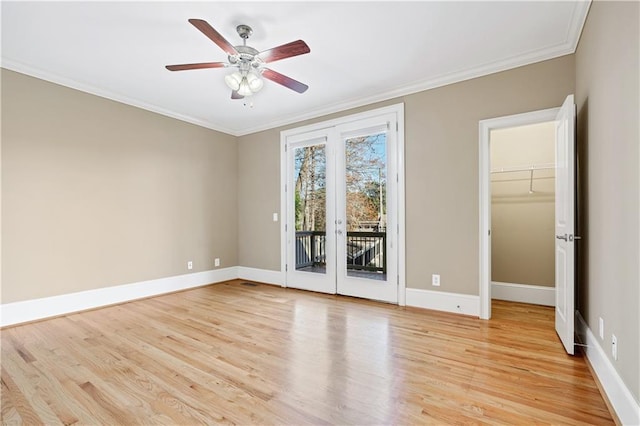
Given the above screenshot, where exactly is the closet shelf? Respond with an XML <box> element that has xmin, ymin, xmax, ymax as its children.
<box><xmin>490</xmin><ymin>163</ymin><xmax>555</xmax><ymax>174</ymax></box>
<box><xmin>490</xmin><ymin>163</ymin><xmax>555</xmax><ymax>194</ymax></box>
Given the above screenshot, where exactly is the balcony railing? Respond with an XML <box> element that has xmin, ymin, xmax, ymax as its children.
<box><xmin>295</xmin><ymin>230</ymin><xmax>386</xmax><ymax>273</ymax></box>
<box><xmin>295</xmin><ymin>231</ymin><xmax>326</xmax><ymax>269</ymax></box>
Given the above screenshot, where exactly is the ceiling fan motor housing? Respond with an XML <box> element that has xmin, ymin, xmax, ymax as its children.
<box><xmin>229</xmin><ymin>45</ymin><xmax>261</xmax><ymax>70</ymax></box>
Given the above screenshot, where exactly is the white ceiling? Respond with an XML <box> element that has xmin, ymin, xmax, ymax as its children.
<box><xmin>1</xmin><ymin>1</ymin><xmax>590</xmax><ymax>136</ymax></box>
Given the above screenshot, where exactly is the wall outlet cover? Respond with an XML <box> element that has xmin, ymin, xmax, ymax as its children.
<box><xmin>432</xmin><ymin>274</ymin><xmax>440</xmax><ymax>286</ymax></box>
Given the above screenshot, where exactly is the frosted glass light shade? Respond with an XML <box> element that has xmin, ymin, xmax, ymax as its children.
<box><xmin>225</xmin><ymin>70</ymin><xmax>264</xmax><ymax>96</ymax></box>
<box><xmin>224</xmin><ymin>72</ymin><xmax>242</xmax><ymax>91</ymax></box>
<box><xmin>237</xmin><ymin>79</ymin><xmax>253</xmax><ymax>97</ymax></box>
<box><xmin>246</xmin><ymin>72</ymin><xmax>264</xmax><ymax>92</ymax></box>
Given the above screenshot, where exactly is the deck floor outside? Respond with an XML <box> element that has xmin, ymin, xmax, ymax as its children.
<box><xmin>296</xmin><ymin>264</ymin><xmax>387</xmax><ymax>281</ymax></box>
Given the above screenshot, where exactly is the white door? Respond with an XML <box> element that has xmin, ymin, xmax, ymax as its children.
<box><xmin>285</xmin><ymin>130</ymin><xmax>336</xmax><ymax>294</ymax></box>
<box><xmin>335</xmin><ymin>116</ymin><xmax>399</xmax><ymax>303</ymax></box>
<box><xmin>554</xmin><ymin>94</ymin><xmax>576</xmax><ymax>355</ymax></box>
<box><xmin>284</xmin><ymin>107</ymin><xmax>402</xmax><ymax>303</ymax></box>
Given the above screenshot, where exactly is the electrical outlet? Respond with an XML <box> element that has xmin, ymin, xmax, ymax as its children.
<box><xmin>432</xmin><ymin>274</ymin><xmax>440</xmax><ymax>286</ymax></box>
<box><xmin>599</xmin><ymin>317</ymin><xmax>604</xmax><ymax>340</ymax></box>
<box><xmin>214</xmin><ymin>258</ymin><xmax>220</xmax><ymax>267</ymax></box>
<box><xmin>273</xmin><ymin>213</ymin><xmax>278</xmax><ymax>222</ymax></box>
<box><xmin>612</xmin><ymin>335</ymin><xmax>618</xmax><ymax>360</ymax></box>
<box><xmin>187</xmin><ymin>261</ymin><xmax>193</xmax><ymax>270</ymax></box>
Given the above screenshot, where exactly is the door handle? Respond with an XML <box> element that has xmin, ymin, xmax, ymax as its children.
<box><xmin>556</xmin><ymin>234</ymin><xmax>568</xmax><ymax>241</ymax></box>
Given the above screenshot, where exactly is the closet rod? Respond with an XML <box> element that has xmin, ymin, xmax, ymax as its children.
<box><xmin>490</xmin><ymin>163</ymin><xmax>555</xmax><ymax>174</ymax></box>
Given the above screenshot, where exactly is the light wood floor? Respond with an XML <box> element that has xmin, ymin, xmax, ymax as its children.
<box><xmin>1</xmin><ymin>280</ymin><xmax>613</xmax><ymax>425</ymax></box>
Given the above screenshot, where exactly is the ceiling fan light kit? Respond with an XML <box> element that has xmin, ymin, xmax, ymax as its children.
<box><xmin>224</xmin><ymin>70</ymin><xmax>263</xmax><ymax>96</ymax></box>
<box><xmin>166</xmin><ymin>19</ymin><xmax>310</xmax><ymax>101</ymax></box>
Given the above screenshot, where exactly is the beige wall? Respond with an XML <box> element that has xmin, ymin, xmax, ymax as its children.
<box><xmin>2</xmin><ymin>57</ymin><xmax>574</xmax><ymax>303</ymax></box>
<box><xmin>1</xmin><ymin>69</ymin><xmax>238</xmax><ymax>304</ymax></box>
<box><xmin>237</xmin><ymin>55</ymin><xmax>575</xmax><ymax>295</ymax></box>
<box><xmin>2</xmin><ymin>56</ymin><xmax>576</xmax><ymax>301</ymax></box>
<box><xmin>237</xmin><ymin>128</ymin><xmax>281</xmax><ymax>270</ymax></box>
<box><xmin>491</xmin><ymin>122</ymin><xmax>555</xmax><ymax>286</ymax></box>
<box><xmin>575</xmin><ymin>1</ymin><xmax>639</xmax><ymax>403</ymax></box>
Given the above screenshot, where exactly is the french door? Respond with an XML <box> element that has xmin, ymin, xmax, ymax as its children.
<box><xmin>282</xmin><ymin>106</ymin><xmax>403</xmax><ymax>303</ymax></box>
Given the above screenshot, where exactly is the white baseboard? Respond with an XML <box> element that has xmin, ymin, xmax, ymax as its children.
<box><xmin>576</xmin><ymin>312</ymin><xmax>640</xmax><ymax>425</ymax></box>
<box><xmin>0</xmin><ymin>267</ymin><xmax>238</xmax><ymax>327</ymax></box>
<box><xmin>406</xmin><ymin>288</ymin><xmax>480</xmax><ymax>317</ymax></box>
<box><xmin>491</xmin><ymin>281</ymin><xmax>555</xmax><ymax>306</ymax></box>
<box><xmin>237</xmin><ymin>266</ymin><xmax>283</xmax><ymax>286</ymax></box>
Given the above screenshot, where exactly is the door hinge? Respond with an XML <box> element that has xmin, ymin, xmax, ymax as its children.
<box><xmin>285</xmin><ymin>264</ymin><xmax>288</xmax><ymax>271</ymax></box>
<box><xmin>396</xmin><ymin>122</ymin><xmax>399</xmax><ymax>131</ymax></box>
<box><xmin>285</xmin><ymin>144</ymin><xmax>287</xmax><ymax>152</ymax></box>
<box><xmin>285</xmin><ymin>224</ymin><xmax>288</xmax><ymax>232</ymax></box>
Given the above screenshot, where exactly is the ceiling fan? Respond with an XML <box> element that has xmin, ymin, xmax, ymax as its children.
<box><xmin>166</xmin><ymin>19</ymin><xmax>310</xmax><ymax>100</ymax></box>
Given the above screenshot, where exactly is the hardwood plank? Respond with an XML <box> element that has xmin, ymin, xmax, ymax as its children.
<box><xmin>0</xmin><ymin>364</ymin><xmax>56</xmax><ymax>425</ymax></box>
<box><xmin>1</xmin><ymin>373</ymin><xmax>26</xmax><ymax>425</ymax></box>
<box><xmin>1</xmin><ymin>281</ymin><xmax>614</xmax><ymax>425</ymax></box>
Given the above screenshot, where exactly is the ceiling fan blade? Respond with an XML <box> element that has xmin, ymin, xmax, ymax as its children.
<box><xmin>165</xmin><ymin>62</ymin><xmax>227</xmax><ymax>71</ymax></box>
<box><xmin>231</xmin><ymin>90</ymin><xmax>244</xmax><ymax>100</ymax></box>
<box><xmin>188</xmin><ymin>18</ymin><xmax>238</xmax><ymax>56</ymax></box>
<box><xmin>262</xmin><ymin>68</ymin><xmax>309</xmax><ymax>93</ymax></box>
<box><xmin>259</xmin><ymin>40</ymin><xmax>310</xmax><ymax>63</ymax></box>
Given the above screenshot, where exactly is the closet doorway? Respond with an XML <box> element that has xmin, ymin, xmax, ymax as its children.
<box><xmin>478</xmin><ymin>106</ymin><xmax>561</xmax><ymax>320</ymax></box>
<box><xmin>490</xmin><ymin>122</ymin><xmax>556</xmax><ymax>306</ymax></box>
<box><xmin>479</xmin><ymin>96</ymin><xmax>577</xmax><ymax>355</ymax></box>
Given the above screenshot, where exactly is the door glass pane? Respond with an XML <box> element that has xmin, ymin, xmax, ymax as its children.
<box><xmin>294</xmin><ymin>144</ymin><xmax>326</xmax><ymax>274</ymax></box>
<box><xmin>344</xmin><ymin>133</ymin><xmax>387</xmax><ymax>281</ymax></box>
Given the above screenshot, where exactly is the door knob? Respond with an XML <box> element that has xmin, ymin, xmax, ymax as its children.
<box><xmin>556</xmin><ymin>234</ymin><xmax>568</xmax><ymax>241</ymax></box>
<box><xmin>337</xmin><ymin>229</ymin><xmax>343</xmax><ymax>235</ymax></box>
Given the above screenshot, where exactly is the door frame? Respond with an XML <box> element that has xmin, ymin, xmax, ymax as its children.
<box><xmin>280</xmin><ymin>103</ymin><xmax>406</xmax><ymax>305</ymax></box>
<box><xmin>478</xmin><ymin>107</ymin><xmax>559</xmax><ymax>319</ymax></box>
